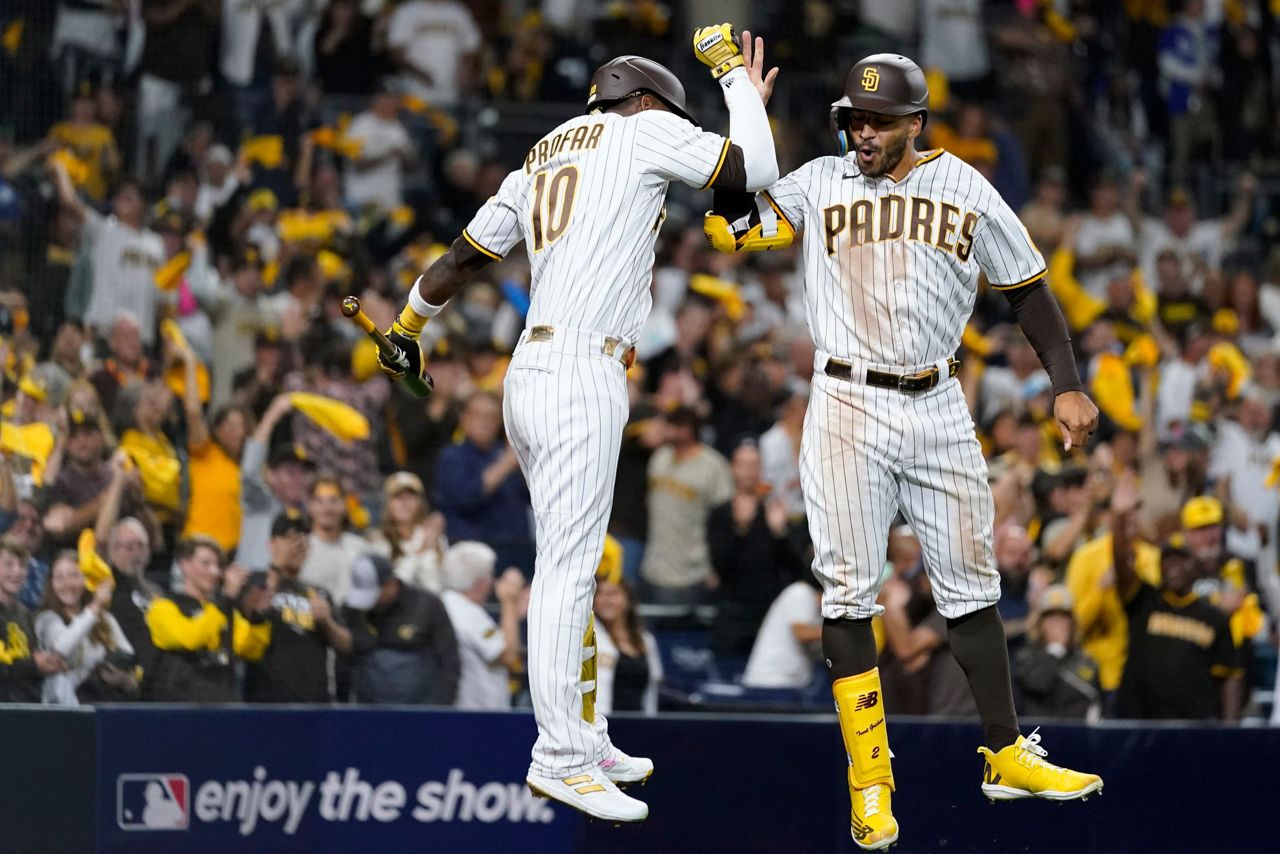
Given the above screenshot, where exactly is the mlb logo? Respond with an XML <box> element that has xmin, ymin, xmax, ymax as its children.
<box><xmin>117</xmin><ymin>774</ymin><xmax>190</xmax><ymax>831</ymax></box>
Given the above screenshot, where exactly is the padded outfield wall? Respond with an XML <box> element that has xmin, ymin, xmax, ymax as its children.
<box><xmin>2</xmin><ymin>706</ymin><xmax>1276</xmax><ymax>853</ymax></box>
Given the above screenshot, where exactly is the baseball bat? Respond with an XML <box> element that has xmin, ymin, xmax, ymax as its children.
<box><xmin>340</xmin><ymin>296</ymin><xmax>433</xmax><ymax>398</ymax></box>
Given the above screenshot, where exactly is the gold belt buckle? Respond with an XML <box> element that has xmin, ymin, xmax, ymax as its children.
<box><xmin>530</xmin><ymin>325</ymin><xmax>554</xmax><ymax>342</ymax></box>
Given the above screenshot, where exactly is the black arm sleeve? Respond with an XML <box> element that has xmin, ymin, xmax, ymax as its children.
<box><xmin>708</xmin><ymin>144</ymin><xmax>747</xmax><ymax>192</ymax></box>
<box><xmin>1001</xmin><ymin>281</ymin><xmax>1085</xmax><ymax>396</ymax></box>
<box><xmin>710</xmin><ymin>186</ymin><xmax>755</xmax><ymax>222</ymax></box>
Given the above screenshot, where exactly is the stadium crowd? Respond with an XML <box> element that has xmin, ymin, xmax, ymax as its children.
<box><xmin>1</xmin><ymin>0</ymin><xmax>1278</xmax><ymax>725</ymax></box>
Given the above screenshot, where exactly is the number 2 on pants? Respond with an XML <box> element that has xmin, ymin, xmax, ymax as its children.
<box><xmin>531</xmin><ymin>165</ymin><xmax>580</xmax><ymax>252</ymax></box>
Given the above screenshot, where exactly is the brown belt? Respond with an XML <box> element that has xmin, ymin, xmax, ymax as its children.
<box><xmin>528</xmin><ymin>325</ymin><xmax>637</xmax><ymax>368</ymax></box>
<box><xmin>824</xmin><ymin>357</ymin><xmax>960</xmax><ymax>393</ymax></box>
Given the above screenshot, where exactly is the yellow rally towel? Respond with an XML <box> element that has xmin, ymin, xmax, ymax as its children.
<box><xmin>596</xmin><ymin>535</ymin><xmax>623</xmax><ymax>585</ymax></box>
<box><xmin>0</xmin><ymin>421</ymin><xmax>54</xmax><ymax>485</ymax></box>
<box><xmin>1207</xmin><ymin>341</ymin><xmax>1250</xmax><ymax>400</ymax></box>
<box><xmin>1123</xmin><ymin>333</ymin><xmax>1160</xmax><ymax>368</ymax></box>
<box><xmin>689</xmin><ymin>274</ymin><xmax>746</xmax><ymax>321</ymax></box>
<box><xmin>154</xmin><ymin>251</ymin><xmax>192</xmax><ymax>292</ymax></box>
<box><xmin>289</xmin><ymin>393</ymin><xmax>371</xmax><ymax>442</ymax></box>
<box><xmin>1047</xmin><ymin>246</ymin><xmax>1105</xmax><ymax>331</ymax></box>
<box><xmin>78</xmin><ymin>529</ymin><xmax>114</xmax><ymax>592</ymax></box>
<box><xmin>160</xmin><ymin>320</ymin><xmax>210</xmax><ymax>403</ymax></box>
<box><xmin>239</xmin><ymin>135</ymin><xmax>285</xmax><ymax>169</ymax></box>
<box><xmin>119</xmin><ymin>429</ymin><xmax>183</xmax><ymax>515</ymax></box>
<box><xmin>1090</xmin><ymin>352</ymin><xmax>1142</xmax><ymax>432</ymax></box>
<box><xmin>50</xmin><ymin>148</ymin><xmax>91</xmax><ymax>187</ymax></box>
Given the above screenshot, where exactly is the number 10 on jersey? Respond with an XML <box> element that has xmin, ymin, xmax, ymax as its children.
<box><xmin>531</xmin><ymin>165</ymin><xmax>580</xmax><ymax>252</ymax></box>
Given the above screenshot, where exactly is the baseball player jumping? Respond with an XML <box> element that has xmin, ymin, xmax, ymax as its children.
<box><xmin>378</xmin><ymin>27</ymin><xmax>778</xmax><ymax>822</ymax></box>
<box><xmin>706</xmin><ymin>55</ymin><xmax>1103</xmax><ymax>849</ymax></box>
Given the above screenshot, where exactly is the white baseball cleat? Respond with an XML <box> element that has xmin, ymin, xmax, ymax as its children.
<box><xmin>600</xmin><ymin>748</ymin><xmax>654</xmax><ymax>786</ymax></box>
<box><xmin>527</xmin><ymin>769</ymin><xmax>649</xmax><ymax>823</ymax></box>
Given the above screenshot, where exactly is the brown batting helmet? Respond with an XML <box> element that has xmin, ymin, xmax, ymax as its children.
<box><xmin>830</xmin><ymin>54</ymin><xmax>929</xmax><ymax>153</ymax></box>
<box><xmin>586</xmin><ymin>55</ymin><xmax>696</xmax><ymax>124</ymax></box>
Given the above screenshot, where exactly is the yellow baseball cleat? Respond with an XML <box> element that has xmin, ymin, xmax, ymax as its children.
<box><xmin>850</xmin><ymin>782</ymin><xmax>899</xmax><ymax>850</ymax></box>
<box><xmin>977</xmin><ymin>729</ymin><xmax>1103</xmax><ymax>802</ymax></box>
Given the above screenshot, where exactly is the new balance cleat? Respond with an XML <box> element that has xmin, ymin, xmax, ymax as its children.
<box><xmin>851</xmin><ymin>783</ymin><xmax>899</xmax><ymax>850</ymax></box>
<box><xmin>977</xmin><ymin>729</ymin><xmax>1103</xmax><ymax>802</ymax></box>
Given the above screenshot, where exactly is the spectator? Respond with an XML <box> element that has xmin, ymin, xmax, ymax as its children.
<box><xmin>117</xmin><ymin>380</ymin><xmax>183</xmax><ymax>550</ymax></box>
<box><xmin>707</xmin><ymin>441</ymin><xmax>800</xmax><ymax>657</ymax></box>
<box><xmin>194</xmin><ymin>145</ymin><xmax>239</xmax><ymax>223</ymax></box>
<box><xmin>993</xmin><ymin>523</ymin><xmax>1037</xmax><ymax>643</ymax></box>
<box><xmin>42</xmin><ymin>407</ymin><xmax>129</xmax><ymax>550</ymax></box>
<box><xmin>1071</xmin><ymin>174</ymin><xmax>1137</xmax><ymax>298</ymax></box>
<box><xmin>1112</xmin><ymin>473</ymin><xmax>1243</xmax><ymax>720</ymax></box>
<box><xmin>920</xmin><ymin>2</ymin><xmax>993</xmax><ymax>100</ymax></box>
<box><xmin>240</xmin><ymin>510</ymin><xmax>351</xmax><ymax>702</ymax></box>
<box><xmin>1133</xmin><ymin>178</ymin><xmax>1256</xmax><ymax>294</ymax></box>
<box><xmin>95</xmin><ymin>488</ymin><xmax>163</xmax><ymax>672</ymax></box>
<box><xmin>757</xmin><ymin>381</ymin><xmax>807</xmax><ymax>519</ymax></box>
<box><xmin>46</xmin><ymin>85</ymin><xmax>119</xmax><ymax>203</ymax></box>
<box><xmin>639</xmin><ymin>406</ymin><xmax>733</xmax><ymax>605</ymax></box>
<box><xmin>2</xmin><ymin>498</ymin><xmax>51</xmax><ymax>610</ymax></box>
<box><xmin>386</xmin><ymin>0</ymin><xmax>482</xmax><ymax>107</ymax></box>
<box><xmin>35</xmin><ymin>552</ymin><xmax>131</xmax><ymax>705</ymax></box>
<box><xmin>178</xmin><ymin>347</ymin><xmax>247</xmax><ymax>554</ymax></box>
<box><xmin>136</xmin><ymin>0</ymin><xmax>221</xmax><ymax>183</ymax></box>
<box><xmin>1208</xmin><ymin>395</ymin><xmax>1280</xmax><ymax>563</ymax></box>
<box><xmin>433</xmin><ymin>391</ymin><xmax>533</xmax><ymax>574</ymax></box>
<box><xmin>52</xmin><ymin>161</ymin><xmax>165</xmax><ymax>348</ymax></box>
<box><xmin>299</xmin><ymin>474</ymin><xmax>367</xmax><ymax>604</ymax></box>
<box><xmin>593</xmin><ymin>579</ymin><xmax>661</xmax><ymax>715</ymax></box>
<box><xmin>220</xmin><ymin>0</ymin><xmax>303</xmax><ymax>131</ymax></box>
<box><xmin>343</xmin><ymin>90</ymin><xmax>413</xmax><ymax>213</ymax></box>
<box><xmin>1157</xmin><ymin>0</ymin><xmax>1212</xmax><ymax>189</ymax></box>
<box><xmin>878</xmin><ymin>563</ymin><xmax>978</xmax><ymax>718</ymax></box>
<box><xmin>87</xmin><ymin>314</ymin><xmax>153</xmax><ymax>419</ymax></box>
<box><xmin>237</xmin><ymin>395</ymin><xmax>312</xmax><ymax>571</ymax></box>
<box><xmin>0</xmin><ymin>537</ymin><xmax>66</xmax><ymax>702</ymax></box>
<box><xmin>343</xmin><ymin>552</ymin><xmax>460</xmax><ymax>705</ymax></box>
<box><xmin>200</xmin><ymin>249</ymin><xmax>280</xmax><ymax>409</ymax></box>
<box><xmin>143</xmin><ymin>536</ymin><xmax>249</xmax><ymax>702</ymax></box>
<box><xmin>439</xmin><ymin>542</ymin><xmax>526</xmax><ymax>710</ymax></box>
<box><xmin>741</xmin><ymin>573</ymin><xmax>823</xmax><ymax>690</ymax></box>
<box><xmin>368</xmin><ymin>472</ymin><xmax>447</xmax><ymax>592</ymax></box>
<box><xmin>314</xmin><ymin>0</ymin><xmax>384</xmax><ymax>96</ymax></box>
<box><xmin>1012</xmin><ymin>585</ymin><xmax>1101</xmax><ymax>721</ymax></box>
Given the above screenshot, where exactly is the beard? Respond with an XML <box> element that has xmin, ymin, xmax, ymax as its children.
<box><xmin>858</xmin><ymin>128</ymin><xmax>911</xmax><ymax>177</ymax></box>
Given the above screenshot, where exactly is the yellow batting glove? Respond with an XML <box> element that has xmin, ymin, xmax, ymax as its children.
<box><xmin>693</xmin><ymin>23</ymin><xmax>744</xmax><ymax>79</ymax></box>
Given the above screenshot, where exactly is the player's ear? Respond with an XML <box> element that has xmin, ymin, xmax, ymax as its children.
<box><xmin>908</xmin><ymin>114</ymin><xmax>923</xmax><ymax>140</ymax></box>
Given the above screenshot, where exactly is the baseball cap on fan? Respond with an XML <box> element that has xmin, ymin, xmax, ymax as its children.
<box><xmin>346</xmin><ymin>553</ymin><xmax>395</xmax><ymax>611</ymax></box>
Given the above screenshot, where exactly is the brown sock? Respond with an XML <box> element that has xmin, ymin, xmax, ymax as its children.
<box><xmin>945</xmin><ymin>605</ymin><xmax>1021</xmax><ymax>751</ymax></box>
<box><xmin>823</xmin><ymin>617</ymin><xmax>878</xmax><ymax>680</ymax></box>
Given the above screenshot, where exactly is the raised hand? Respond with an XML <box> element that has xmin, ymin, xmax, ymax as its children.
<box><xmin>740</xmin><ymin>30</ymin><xmax>779</xmax><ymax>106</ymax></box>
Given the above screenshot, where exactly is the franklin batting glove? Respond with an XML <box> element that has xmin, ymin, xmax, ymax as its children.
<box><xmin>693</xmin><ymin>24</ymin><xmax>744</xmax><ymax>79</ymax></box>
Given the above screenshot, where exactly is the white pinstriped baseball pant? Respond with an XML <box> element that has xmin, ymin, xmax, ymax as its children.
<box><xmin>800</xmin><ymin>353</ymin><xmax>1001</xmax><ymax>622</ymax></box>
<box><xmin>503</xmin><ymin>327</ymin><xmax>629</xmax><ymax>777</ymax></box>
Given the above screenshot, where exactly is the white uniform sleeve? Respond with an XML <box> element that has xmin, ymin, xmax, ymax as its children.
<box><xmin>634</xmin><ymin>110</ymin><xmax>733</xmax><ymax>190</ymax></box>
<box><xmin>718</xmin><ymin>68</ymin><xmax>777</xmax><ymax>191</ymax></box>
<box><xmin>972</xmin><ymin>193</ymin><xmax>1046</xmax><ymax>290</ymax></box>
<box><xmin>461</xmin><ymin>169</ymin><xmax>526</xmax><ymax>261</ymax></box>
<box><xmin>759</xmin><ymin>160</ymin><xmax>814</xmax><ymax>233</ymax></box>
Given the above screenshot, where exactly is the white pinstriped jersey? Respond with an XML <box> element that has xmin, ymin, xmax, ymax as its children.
<box><xmin>766</xmin><ymin>149</ymin><xmax>1044</xmax><ymax>368</ymax></box>
<box><xmin>462</xmin><ymin>110</ymin><xmax>733</xmax><ymax>343</ymax></box>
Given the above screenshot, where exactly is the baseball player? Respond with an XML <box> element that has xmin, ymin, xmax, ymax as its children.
<box><xmin>706</xmin><ymin>55</ymin><xmax>1103</xmax><ymax>849</ymax></box>
<box><xmin>378</xmin><ymin>27</ymin><xmax>779</xmax><ymax>822</ymax></box>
